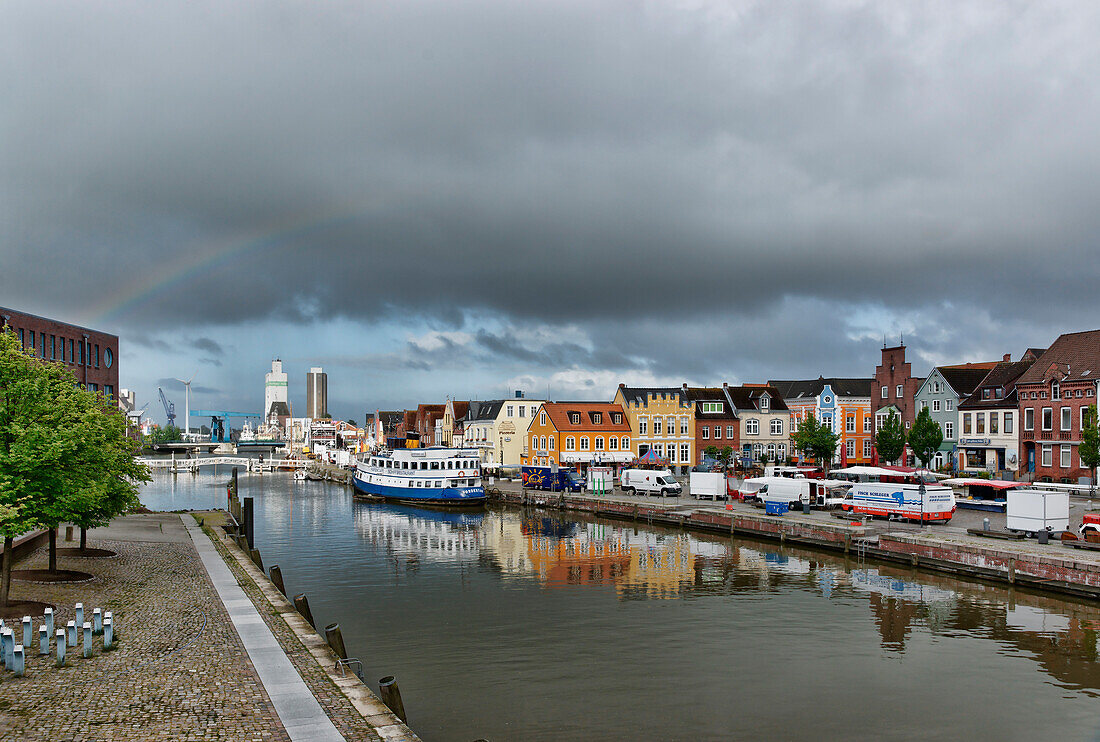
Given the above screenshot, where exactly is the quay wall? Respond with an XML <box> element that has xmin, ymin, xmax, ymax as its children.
<box><xmin>488</xmin><ymin>487</ymin><xmax>1100</xmax><ymax>600</ymax></box>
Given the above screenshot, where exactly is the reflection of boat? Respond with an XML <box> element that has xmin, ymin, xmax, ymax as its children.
<box><xmin>941</xmin><ymin>478</ymin><xmax>1024</xmax><ymax>512</ymax></box>
<box><xmin>354</xmin><ymin>446</ymin><xmax>487</xmax><ymax>506</ymax></box>
<box><xmin>293</xmin><ymin>470</ymin><xmax>306</xmax><ymax>481</ymax></box>
<box><xmin>352</xmin><ymin>502</ymin><xmax>484</xmax><ymax>562</ymax></box>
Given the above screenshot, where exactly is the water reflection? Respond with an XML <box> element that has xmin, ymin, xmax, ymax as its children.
<box><xmin>139</xmin><ymin>473</ymin><xmax>1100</xmax><ymax>739</ymax></box>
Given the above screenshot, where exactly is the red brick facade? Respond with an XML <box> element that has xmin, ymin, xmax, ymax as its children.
<box><xmin>872</xmin><ymin>345</ymin><xmax>923</xmax><ymax>431</ymax></box>
<box><xmin>1016</xmin><ymin>330</ymin><xmax>1100</xmax><ymax>482</ymax></box>
<box><xmin>1</xmin><ymin>307</ymin><xmax>119</xmax><ymax>402</ymax></box>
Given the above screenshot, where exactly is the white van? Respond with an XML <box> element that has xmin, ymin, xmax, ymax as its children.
<box><xmin>744</xmin><ymin>476</ymin><xmax>849</xmax><ymax>509</ymax></box>
<box><xmin>620</xmin><ymin>469</ymin><xmax>682</xmax><ymax>497</ymax></box>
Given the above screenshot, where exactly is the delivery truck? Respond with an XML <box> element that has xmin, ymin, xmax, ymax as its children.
<box><xmin>521</xmin><ymin>466</ymin><xmax>585</xmax><ymax>492</ymax></box>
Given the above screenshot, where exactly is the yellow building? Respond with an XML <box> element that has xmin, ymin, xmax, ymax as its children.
<box><xmin>613</xmin><ymin>385</ymin><xmax>695</xmax><ymax>473</ymax></box>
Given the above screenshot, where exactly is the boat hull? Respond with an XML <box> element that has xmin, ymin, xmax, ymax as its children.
<box><xmin>352</xmin><ymin>474</ymin><xmax>487</xmax><ymax>507</ymax></box>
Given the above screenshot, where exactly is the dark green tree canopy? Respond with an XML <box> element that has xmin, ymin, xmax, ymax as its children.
<box><xmin>874</xmin><ymin>410</ymin><xmax>906</xmax><ymax>465</ymax></box>
<box><xmin>908</xmin><ymin>406</ymin><xmax>944</xmax><ymax>469</ymax></box>
<box><xmin>790</xmin><ymin>413</ymin><xmax>841</xmax><ymax>471</ymax></box>
<box><xmin>1080</xmin><ymin>404</ymin><xmax>1100</xmax><ymax>491</ymax></box>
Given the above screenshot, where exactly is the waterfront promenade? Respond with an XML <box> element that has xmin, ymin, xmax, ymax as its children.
<box><xmin>0</xmin><ymin>514</ymin><xmax>411</xmax><ymax>741</ymax></box>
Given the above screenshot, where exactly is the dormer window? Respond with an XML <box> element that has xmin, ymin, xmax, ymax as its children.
<box><xmin>702</xmin><ymin>402</ymin><xmax>722</xmax><ymax>413</ymax></box>
<box><xmin>760</xmin><ymin>395</ymin><xmax>770</xmax><ymax>411</ymax></box>
<box><xmin>1052</xmin><ymin>381</ymin><xmax>1060</xmax><ymax>400</ymax></box>
<box><xmin>591</xmin><ymin>412</ymin><xmax>602</xmax><ymax>424</ymax></box>
<box><xmin>612</xmin><ymin>413</ymin><xmax>622</xmax><ymax>424</ymax></box>
<box><xmin>569</xmin><ymin>412</ymin><xmax>580</xmax><ymax>425</ymax></box>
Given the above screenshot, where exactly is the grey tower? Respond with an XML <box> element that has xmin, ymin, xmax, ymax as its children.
<box><xmin>306</xmin><ymin>367</ymin><xmax>328</xmax><ymax>419</ymax></box>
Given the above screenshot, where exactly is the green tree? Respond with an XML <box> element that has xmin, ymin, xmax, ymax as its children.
<box><xmin>875</xmin><ymin>411</ymin><xmax>906</xmax><ymax>465</ymax></box>
<box><xmin>703</xmin><ymin>445</ymin><xmax>719</xmax><ymax>463</ymax></box>
<box><xmin>147</xmin><ymin>425</ymin><xmax>183</xmax><ymax>445</ymax></box>
<box><xmin>790</xmin><ymin>413</ymin><xmax>841</xmax><ymax>473</ymax></box>
<box><xmin>719</xmin><ymin>446</ymin><xmax>734</xmax><ymax>469</ymax></box>
<box><xmin>908</xmin><ymin>406</ymin><xmax>944</xmax><ymax>470</ymax></box>
<box><xmin>1080</xmin><ymin>405</ymin><xmax>1100</xmax><ymax>495</ymax></box>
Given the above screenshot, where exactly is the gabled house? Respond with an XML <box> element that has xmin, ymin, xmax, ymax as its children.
<box><xmin>914</xmin><ymin>362</ymin><xmax>999</xmax><ymax>470</ymax></box>
<box><xmin>957</xmin><ymin>354</ymin><xmax>1038</xmax><ymax>475</ymax></box>
<box><xmin>441</xmin><ymin>400</ymin><xmax>471</xmax><ymax>446</ymax></box>
<box><xmin>769</xmin><ymin>378</ymin><xmax>874</xmax><ymax>465</ymax></box>
<box><xmin>727</xmin><ymin>384</ymin><xmax>790</xmax><ymax>464</ymax></box>
<box><xmin>682</xmin><ymin>384</ymin><xmax>739</xmax><ymax>468</ymax></box>
<box><xmin>1016</xmin><ymin>330</ymin><xmax>1100</xmax><ymax>482</ymax></box>
<box><xmin>523</xmin><ymin>402</ymin><xmax>632</xmax><ymax>470</ymax></box>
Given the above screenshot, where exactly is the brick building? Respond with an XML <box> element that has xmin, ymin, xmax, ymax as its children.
<box><xmin>0</xmin><ymin>306</ymin><xmax>119</xmax><ymax>402</ymax></box>
<box><xmin>1016</xmin><ymin>329</ymin><xmax>1100</xmax><ymax>482</ymax></box>
<box><xmin>872</xmin><ymin>343</ymin><xmax>924</xmax><ymax>464</ymax></box>
<box><xmin>682</xmin><ymin>385</ymin><xmax>740</xmax><ymax>466</ymax></box>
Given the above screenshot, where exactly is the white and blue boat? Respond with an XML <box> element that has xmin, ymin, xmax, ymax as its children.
<box><xmin>353</xmin><ymin>445</ymin><xmax>487</xmax><ymax>507</ymax></box>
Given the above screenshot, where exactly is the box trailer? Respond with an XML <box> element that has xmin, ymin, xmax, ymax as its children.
<box><xmin>1006</xmin><ymin>488</ymin><xmax>1070</xmax><ymax>536</ymax></box>
<box><xmin>690</xmin><ymin>471</ymin><xmax>726</xmax><ymax>500</ymax></box>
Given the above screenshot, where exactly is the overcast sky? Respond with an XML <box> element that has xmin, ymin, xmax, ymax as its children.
<box><xmin>4</xmin><ymin>1</ymin><xmax>1099</xmax><ymax>423</ymax></box>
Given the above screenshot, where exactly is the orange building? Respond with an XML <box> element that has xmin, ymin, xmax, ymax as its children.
<box><xmin>522</xmin><ymin>402</ymin><xmax>633</xmax><ymax>469</ymax></box>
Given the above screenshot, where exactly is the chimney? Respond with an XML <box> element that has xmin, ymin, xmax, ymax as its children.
<box><xmin>1003</xmin><ymin>353</ymin><xmax>1011</xmax><ymax>362</ymax></box>
<box><xmin>723</xmin><ymin>382</ymin><xmax>728</xmax><ymax>389</ymax></box>
<box><xmin>619</xmin><ymin>383</ymin><xmax>625</xmax><ymax>388</ymax></box>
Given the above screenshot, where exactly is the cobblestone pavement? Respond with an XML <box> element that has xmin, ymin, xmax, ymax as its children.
<box><xmin>0</xmin><ymin>517</ymin><xmax>290</xmax><ymax>741</ymax></box>
<box><xmin>203</xmin><ymin>527</ymin><xmax>383</xmax><ymax>742</ymax></box>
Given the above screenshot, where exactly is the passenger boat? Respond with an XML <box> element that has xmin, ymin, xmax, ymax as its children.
<box><xmin>941</xmin><ymin>478</ymin><xmax>1025</xmax><ymax>512</ymax></box>
<box><xmin>353</xmin><ymin>444</ymin><xmax>487</xmax><ymax>507</ymax></box>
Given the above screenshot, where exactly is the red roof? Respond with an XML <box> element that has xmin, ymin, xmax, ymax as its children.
<box><xmin>540</xmin><ymin>402</ymin><xmax>631</xmax><ymax>432</ymax></box>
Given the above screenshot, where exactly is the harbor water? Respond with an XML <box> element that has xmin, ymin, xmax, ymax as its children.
<box><xmin>140</xmin><ymin>471</ymin><xmax>1100</xmax><ymax>741</ymax></box>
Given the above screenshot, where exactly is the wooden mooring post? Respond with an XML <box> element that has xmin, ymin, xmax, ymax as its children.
<box><xmin>378</xmin><ymin>675</ymin><xmax>407</xmax><ymax>722</ymax></box>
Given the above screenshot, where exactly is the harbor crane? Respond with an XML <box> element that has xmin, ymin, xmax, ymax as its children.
<box><xmin>189</xmin><ymin>410</ymin><xmax>263</xmax><ymax>443</ymax></box>
<box><xmin>157</xmin><ymin>387</ymin><xmax>176</xmax><ymax>427</ymax></box>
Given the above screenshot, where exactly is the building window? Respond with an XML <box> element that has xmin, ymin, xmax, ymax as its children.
<box><xmin>1060</xmin><ymin>445</ymin><xmax>1071</xmax><ymax>469</ymax></box>
<box><xmin>846</xmin><ymin>415</ymin><xmax>855</xmax><ymax>433</ymax></box>
<box><xmin>653</xmin><ymin>418</ymin><xmax>662</xmax><ymax>435</ymax></box>
<box><xmin>593</xmin><ymin>412</ymin><xmax>602</xmax><ymax>425</ymax></box>
<box><xmin>1061</xmin><ymin>407</ymin><xmax>1071</xmax><ymax>431</ymax></box>
<box><xmin>103</xmin><ymin>347</ymin><xmax>113</xmax><ymax>369</ymax></box>
<box><xmin>777</xmin><ymin>443</ymin><xmax>786</xmax><ymax>460</ymax></box>
<box><xmin>507</xmin><ymin>405</ymin><xmax>513</xmax><ymax>417</ymax></box>
<box><xmin>846</xmin><ymin>439</ymin><xmax>854</xmax><ymax>457</ymax></box>
<box><xmin>103</xmin><ymin>384</ymin><xmax>114</xmax><ymax>399</ymax></box>
<box><xmin>1024</xmin><ymin>408</ymin><xmax>1034</xmax><ymax>431</ymax></box>
<box><xmin>539</xmin><ymin>436</ymin><xmax>546</xmax><ymax>451</ymax></box>
<box><xmin>963</xmin><ymin>414</ymin><xmax>972</xmax><ymax>435</ymax></box>
<box><xmin>95</xmin><ymin>344</ymin><xmax>100</xmax><ymax>368</ymax></box>
<box><xmin>681</xmin><ymin>443</ymin><xmax>689</xmax><ymax>462</ymax></box>
<box><xmin>595</xmin><ymin>436</ymin><xmax>604</xmax><ymax>450</ymax></box>
<box><xmin>770</xmin><ymin>418</ymin><xmax>783</xmax><ymax>435</ymax></box>
<box><xmin>1082</xmin><ymin>407</ymin><xmax>1092</xmax><ymax>431</ymax></box>
<box><xmin>613</xmin><ymin>413</ymin><xmax>622</xmax><ymax>425</ymax></box>
<box><xmin>932</xmin><ymin>400</ymin><xmax>940</xmax><ymax>413</ymax></box>
<box><xmin>653</xmin><ymin>443</ymin><xmax>663</xmax><ymax>458</ymax></box>
<box><xmin>711</xmin><ymin>425</ymin><xmax>720</xmax><ymax>439</ymax></box>
<box><xmin>570</xmin><ymin>413</ymin><xmax>580</xmax><ymax>425</ymax></box>
<box><xmin>566</xmin><ymin>437</ymin><xmax>575</xmax><ymax>450</ymax></box>
<box><xmin>639</xmin><ymin>417</ymin><xmax>648</xmax><ymax>435</ymax></box>
<box><xmin>580</xmin><ymin>437</ymin><xmax>590</xmax><ymax>451</ymax></box>
<box><xmin>727</xmin><ymin>425</ymin><xmax>735</xmax><ymax>438</ymax></box>
<box><xmin>1004</xmin><ymin>412</ymin><xmax>1013</xmax><ymax>434</ymax></box>
<box><xmin>863</xmin><ymin>417</ymin><xmax>872</xmax><ymax>433</ymax></box>
<box><xmin>540</xmin><ymin>411</ymin><xmax>547</xmax><ymax>426</ymax></box>
<box><xmin>519</xmin><ymin>406</ymin><xmax>525</xmax><ymax>417</ymax></box>
<box><xmin>79</xmin><ymin>340</ymin><xmax>84</xmax><ymax>365</ymax></box>
<box><xmin>881</xmin><ymin>386</ymin><xmax>888</xmax><ymax>399</ymax></box>
<box><xmin>863</xmin><ymin>439</ymin><xmax>873</xmax><ymax>458</ymax></box>
<box><xmin>1042</xmin><ymin>445</ymin><xmax>1052</xmax><ymax>468</ymax></box>
<box><xmin>989</xmin><ymin>413</ymin><xmax>998</xmax><ymax>435</ymax></box>
<box><xmin>1052</xmin><ymin>382</ymin><xmax>1060</xmax><ymax>400</ymax></box>
<box><xmin>896</xmin><ymin>385</ymin><xmax>903</xmax><ymax>398</ymax></box>
<box><xmin>946</xmin><ymin>399</ymin><xmax>953</xmax><ymax>412</ymax></box>
<box><xmin>944</xmin><ymin>421</ymin><xmax>954</xmax><ymax>439</ymax></box>
<box><xmin>920</xmin><ymin>400</ymin><xmax>927</xmax><ymax>411</ymax></box>
<box><xmin>549</xmin><ymin>436</ymin><xmax>555</xmax><ymax>450</ymax></box>
<box><xmin>621</xmin><ymin>436</ymin><xmax>629</xmax><ymax>450</ymax></box>
<box><xmin>976</xmin><ymin>413</ymin><xmax>985</xmax><ymax>435</ymax></box>
<box><xmin>746</xmin><ymin>419</ymin><xmax>759</xmax><ymax>435</ymax></box>
<box><xmin>681</xmin><ymin>417</ymin><xmax>690</xmax><ymax>435</ymax></box>
<box><xmin>702</xmin><ymin>402</ymin><xmax>722</xmax><ymax>413</ymax></box>
<box><xmin>760</xmin><ymin>396</ymin><xmax>770</xmax><ymax>411</ymax></box>
<box><xmin>701</xmin><ymin>426</ymin><xmax>709</xmax><ymax>439</ymax></box>
<box><xmin>1042</xmin><ymin>407</ymin><xmax>1053</xmax><ymax>431</ymax></box>
<box><xmin>50</xmin><ymin>335</ymin><xmax>56</xmax><ymax>360</ymax></box>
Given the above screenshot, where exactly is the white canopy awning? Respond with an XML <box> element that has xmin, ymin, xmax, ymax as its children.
<box><xmin>560</xmin><ymin>451</ymin><xmax>633</xmax><ymax>464</ymax></box>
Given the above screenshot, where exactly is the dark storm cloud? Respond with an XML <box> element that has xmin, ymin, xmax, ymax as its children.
<box><xmin>190</xmin><ymin>337</ymin><xmax>224</xmax><ymax>356</ymax></box>
<box><xmin>4</xmin><ymin>0</ymin><xmax>1100</xmax><ymax>400</ymax></box>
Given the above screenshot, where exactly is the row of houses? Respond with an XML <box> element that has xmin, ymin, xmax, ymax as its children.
<box><xmin>372</xmin><ymin>329</ymin><xmax>1100</xmax><ymax>484</ymax></box>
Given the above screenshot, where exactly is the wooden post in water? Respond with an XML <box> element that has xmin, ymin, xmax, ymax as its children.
<box><xmin>250</xmin><ymin>548</ymin><xmax>263</xmax><ymax>572</ymax></box>
<box><xmin>243</xmin><ymin>497</ymin><xmax>255</xmax><ymax>549</ymax></box>
<box><xmin>269</xmin><ymin>565</ymin><xmax>286</xmax><ymax>596</ymax></box>
<box><xmin>293</xmin><ymin>594</ymin><xmax>316</xmax><ymax>628</ymax></box>
<box><xmin>324</xmin><ymin>623</ymin><xmax>348</xmax><ymax>660</ymax></box>
<box><xmin>378</xmin><ymin>676</ymin><xmax>407</xmax><ymax>722</ymax></box>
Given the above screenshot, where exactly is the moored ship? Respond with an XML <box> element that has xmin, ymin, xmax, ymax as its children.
<box><xmin>353</xmin><ymin>438</ymin><xmax>487</xmax><ymax>507</ymax></box>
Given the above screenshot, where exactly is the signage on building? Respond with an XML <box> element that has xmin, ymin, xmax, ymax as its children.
<box><xmin>960</xmin><ymin>438</ymin><xmax>990</xmax><ymax>446</ymax></box>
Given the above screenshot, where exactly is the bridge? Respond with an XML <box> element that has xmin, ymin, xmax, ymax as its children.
<box><xmin>138</xmin><ymin>456</ymin><xmax>310</xmax><ymax>473</ymax></box>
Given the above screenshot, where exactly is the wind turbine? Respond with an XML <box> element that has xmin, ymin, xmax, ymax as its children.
<box><xmin>175</xmin><ymin>373</ymin><xmax>196</xmax><ymax>441</ymax></box>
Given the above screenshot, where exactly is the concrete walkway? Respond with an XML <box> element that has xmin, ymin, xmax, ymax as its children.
<box><xmin>182</xmin><ymin>517</ymin><xmax>346</xmax><ymax>742</ymax></box>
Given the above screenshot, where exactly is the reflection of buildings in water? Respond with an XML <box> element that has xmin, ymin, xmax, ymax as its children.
<box><xmin>479</xmin><ymin>512</ymin><xmax>536</xmax><ymax>576</ymax></box>
<box><xmin>352</xmin><ymin>504</ymin><xmax>483</xmax><ymax>563</ymax></box>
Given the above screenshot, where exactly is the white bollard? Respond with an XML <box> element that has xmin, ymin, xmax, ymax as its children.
<box><xmin>21</xmin><ymin>616</ymin><xmax>31</xmax><ymax>648</ymax></box>
<box><xmin>39</xmin><ymin>626</ymin><xmax>49</xmax><ymax>655</ymax></box>
<box><xmin>92</xmin><ymin>608</ymin><xmax>102</xmax><ymax>634</ymax></box>
<box><xmin>74</xmin><ymin>603</ymin><xmax>84</xmax><ymax>626</ymax></box>
<box><xmin>103</xmin><ymin>618</ymin><xmax>113</xmax><ymax>649</ymax></box>
<box><xmin>0</xmin><ymin>628</ymin><xmax>8</xmax><ymax>668</ymax></box>
<box><xmin>44</xmin><ymin>607</ymin><xmax>54</xmax><ymax>637</ymax></box>
<box><xmin>2</xmin><ymin>628</ymin><xmax>13</xmax><ymax>668</ymax></box>
<box><xmin>82</xmin><ymin>622</ymin><xmax>92</xmax><ymax>658</ymax></box>
<box><xmin>66</xmin><ymin>620</ymin><xmax>77</xmax><ymax>648</ymax></box>
<box><xmin>12</xmin><ymin>645</ymin><xmax>24</xmax><ymax>677</ymax></box>
<box><xmin>104</xmin><ymin>611</ymin><xmax>115</xmax><ymax>635</ymax></box>
<box><xmin>55</xmin><ymin>629</ymin><xmax>66</xmax><ymax>665</ymax></box>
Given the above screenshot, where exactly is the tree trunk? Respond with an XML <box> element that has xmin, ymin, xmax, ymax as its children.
<box><xmin>48</xmin><ymin>527</ymin><xmax>57</xmax><ymax>572</ymax></box>
<box><xmin>0</xmin><ymin>537</ymin><xmax>12</xmax><ymax>608</ymax></box>
<box><xmin>80</xmin><ymin>527</ymin><xmax>87</xmax><ymax>552</ymax></box>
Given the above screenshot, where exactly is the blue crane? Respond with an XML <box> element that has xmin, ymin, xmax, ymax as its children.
<box><xmin>157</xmin><ymin>387</ymin><xmax>176</xmax><ymax>427</ymax></box>
<box><xmin>189</xmin><ymin>410</ymin><xmax>263</xmax><ymax>443</ymax></box>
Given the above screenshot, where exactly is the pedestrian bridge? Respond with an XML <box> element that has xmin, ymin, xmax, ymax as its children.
<box><xmin>138</xmin><ymin>456</ymin><xmax>309</xmax><ymax>473</ymax></box>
